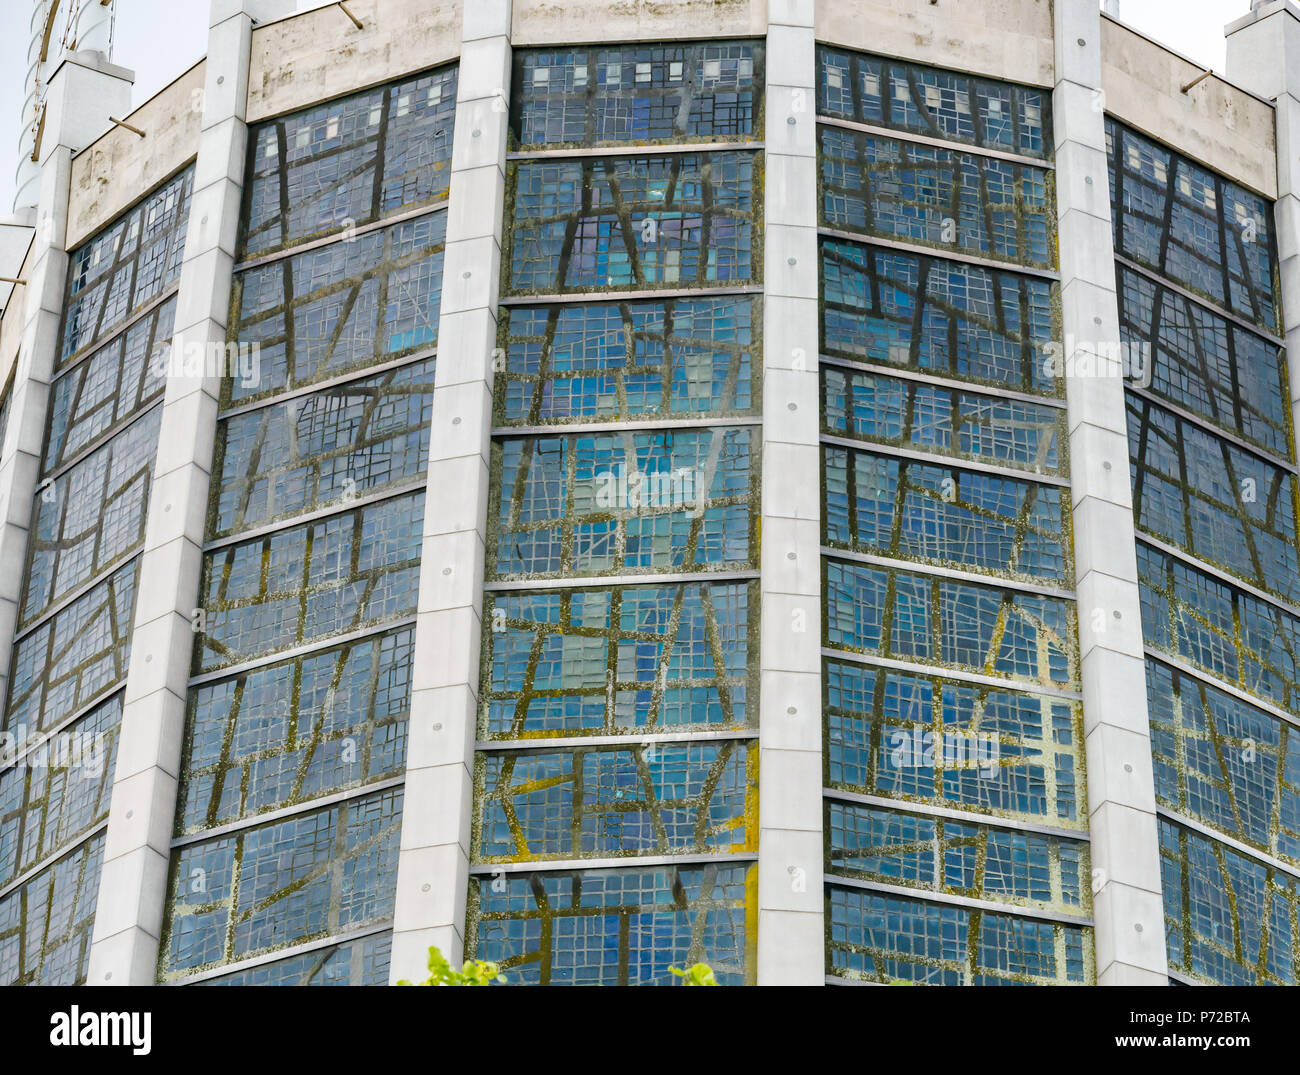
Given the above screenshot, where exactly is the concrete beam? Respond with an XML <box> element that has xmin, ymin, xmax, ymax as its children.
<box><xmin>85</xmin><ymin>0</ymin><xmax>256</xmax><ymax>987</ymax></box>
<box><xmin>757</xmin><ymin>0</ymin><xmax>824</xmax><ymax>987</ymax></box>
<box><xmin>388</xmin><ymin>0</ymin><xmax>512</xmax><ymax>986</ymax></box>
<box><xmin>1054</xmin><ymin>0</ymin><xmax>1168</xmax><ymax>986</ymax></box>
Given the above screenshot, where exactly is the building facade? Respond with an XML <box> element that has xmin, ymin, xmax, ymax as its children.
<box><xmin>0</xmin><ymin>0</ymin><xmax>1296</xmax><ymax>987</ymax></box>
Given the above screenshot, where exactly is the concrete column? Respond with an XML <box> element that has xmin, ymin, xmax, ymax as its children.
<box><xmin>756</xmin><ymin>0</ymin><xmax>824</xmax><ymax>986</ymax></box>
<box><xmin>0</xmin><ymin>56</ymin><xmax>133</xmax><ymax>727</ymax></box>
<box><xmin>1054</xmin><ymin>0</ymin><xmax>1167</xmax><ymax>985</ymax></box>
<box><xmin>1227</xmin><ymin>3</ymin><xmax>1300</xmax><ymax>450</ymax></box>
<box><xmin>389</xmin><ymin>0</ymin><xmax>512</xmax><ymax>984</ymax></box>
<box><xmin>86</xmin><ymin>0</ymin><xmax>261</xmax><ymax>986</ymax></box>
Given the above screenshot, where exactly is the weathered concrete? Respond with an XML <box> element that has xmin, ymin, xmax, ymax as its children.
<box><xmin>68</xmin><ymin>62</ymin><xmax>205</xmax><ymax>250</ymax></box>
<box><xmin>817</xmin><ymin>0</ymin><xmax>1055</xmax><ymax>88</ymax></box>
<box><xmin>387</xmin><ymin>0</ymin><xmax>511</xmax><ymax>986</ymax></box>
<box><xmin>86</xmin><ymin>0</ymin><xmax>256</xmax><ymax>987</ymax></box>
<box><xmin>513</xmin><ymin>0</ymin><xmax>765</xmax><ymax>45</ymax></box>
<box><xmin>1102</xmin><ymin>14</ymin><xmax>1277</xmax><ymax>198</ymax></box>
<box><xmin>247</xmin><ymin>0</ymin><xmax>463</xmax><ymax>124</ymax></box>
<box><xmin>1056</xmin><ymin>0</ymin><xmax>1168</xmax><ymax>986</ymax></box>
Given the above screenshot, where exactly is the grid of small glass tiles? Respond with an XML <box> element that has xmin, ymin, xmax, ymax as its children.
<box><xmin>1127</xmin><ymin>394</ymin><xmax>1300</xmax><ymax>603</ymax></box>
<box><xmin>0</xmin><ymin>694</ymin><xmax>120</xmax><ymax>889</ymax></box>
<box><xmin>0</xmin><ymin>833</ymin><xmax>104</xmax><ymax>985</ymax></box>
<box><xmin>1159</xmin><ymin>818</ymin><xmax>1299</xmax><ymax>985</ymax></box>
<box><xmin>162</xmin><ymin>69</ymin><xmax>458</xmax><ymax>981</ymax></box>
<box><xmin>470</xmin><ymin>43</ymin><xmax>762</xmax><ymax>984</ymax></box>
<box><xmin>60</xmin><ymin>169</ymin><xmax>191</xmax><ymax>363</ymax></box>
<box><xmin>160</xmin><ymin>787</ymin><xmax>403</xmax><ymax>979</ymax></box>
<box><xmin>496</xmin><ymin>297</ymin><xmax>760</xmax><ymax>426</ymax></box>
<box><xmin>1147</xmin><ymin>659</ymin><xmax>1300</xmax><ymax>868</ymax></box>
<box><xmin>512</xmin><ymin>43</ymin><xmax>762</xmax><ymax>149</ymax></box>
<box><xmin>467</xmin><ymin>862</ymin><xmax>753</xmax><ymax>985</ymax></box>
<box><xmin>242</xmin><ymin>66</ymin><xmax>458</xmax><ymax>258</ymax></box>
<box><xmin>821</xmin><ymin>240</ymin><xmax>1057</xmax><ymax>394</ymax></box>
<box><xmin>817</xmin><ymin>47</ymin><xmax>1087</xmax><ymax>985</ymax></box>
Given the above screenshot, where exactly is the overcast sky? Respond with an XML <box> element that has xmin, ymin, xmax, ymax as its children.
<box><xmin>0</xmin><ymin>0</ymin><xmax>1261</xmax><ymax>215</ymax></box>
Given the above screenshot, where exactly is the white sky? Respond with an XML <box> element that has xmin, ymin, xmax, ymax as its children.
<box><xmin>0</xmin><ymin>0</ymin><xmax>1263</xmax><ymax>215</ymax></box>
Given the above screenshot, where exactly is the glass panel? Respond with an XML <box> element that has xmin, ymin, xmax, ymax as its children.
<box><xmin>1148</xmin><ymin>660</ymin><xmax>1300</xmax><ymax>868</ymax></box>
<box><xmin>0</xmin><ymin>694</ymin><xmax>121</xmax><ymax>888</ymax></box>
<box><xmin>0</xmin><ymin>833</ymin><xmax>104</xmax><ymax>985</ymax></box>
<box><xmin>1159</xmin><ymin>819</ymin><xmax>1299</xmax><ymax>985</ymax></box>
<box><xmin>196</xmin><ymin>492</ymin><xmax>423</xmax><ymax>674</ymax></box>
<box><xmin>1128</xmin><ymin>393</ymin><xmax>1299</xmax><ymax>601</ymax></box>
<box><xmin>823</xmin><ymin>446</ymin><xmax>1070</xmax><ymax>583</ymax></box>
<box><xmin>825</xmin><ymin>659</ymin><xmax>1083</xmax><ymax>826</ymax></box>
<box><xmin>229</xmin><ymin>213</ymin><xmax>446</xmax><ymax>405</ymax></box>
<box><xmin>1117</xmin><ymin>265</ymin><xmax>1290</xmax><ymax>457</ymax></box>
<box><xmin>819</xmin><ymin>128</ymin><xmax>1053</xmax><ymax>268</ymax></box>
<box><xmin>23</xmin><ymin>407</ymin><xmax>162</xmax><ymax>624</ymax></box>
<box><xmin>212</xmin><ymin>357</ymin><xmax>436</xmax><ymax>538</ymax></box>
<box><xmin>5</xmin><ymin>561</ymin><xmax>137</xmax><ymax>736</ymax></box>
<box><xmin>1138</xmin><ymin>541</ymin><xmax>1300</xmax><ymax>712</ymax></box>
<box><xmin>468</xmin><ymin>862</ymin><xmax>753</xmax><ymax>985</ymax></box>
<box><xmin>61</xmin><ymin>169</ymin><xmax>192</xmax><ymax>363</ymax></box>
<box><xmin>498</xmin><ymin>296</ymin><xmax>759</xmax><ymax>425</ymax></box>
<box><xmin>476</xmin><ymin>740</ymin><xmax>756</xmax><ymax>861</ymax></box>
<box><xmin>491</xmin><ymin>427</ymin><xmax>757</xmax><ymax>579</ymax></box>
<box><xmin>817</xmin><ymin>47</ymin><xmax>1051</xmax><ymax>159</ymax></box>
<box><xmin>243</xmin><ymin>66</ymin><xmax>457</xmax><ymax>258</ymax></box>
<box><xmin>178</xmin><ymin>627</ymin><xmax>414</xmax><ymax>834</ymax></box>
<box><xmin>160</xmin><ymin>787</ymin><xmax>403</xmax><ymax>978</ymax></box>
<box><xmin>482</xmin><ymin>581</ymin><xmax>755</xmax><ymax>740</ymax></box>
<box><xmin>821</xmin><ymin>239</ymin><xmax>1057</xmax><ymax>394</ymax></box>
<box><xmin>44</xmin><ymin>296</ymin><xmax>175</xmax><ymax>474</ymax></box>
<box><xmin>827</xmin><ymin>885</ymin><xmax>1089</xmax><ymax>984</ymax></box>
<box><xmin>822</xmin><ymin>368</ymin><xmax>1065</xmax><ymax>473</ymax></box>
<box><xmin>507</xmin><ymin>152</ymin><xmax>758</xmax><ymax>294</ymax></box>
<box><xmin>198</xmin><ymin>932</ymin><xmax>392</xmax><ymax>986</ymax></box>
<box><xmin>1107</xmin><ymin>118</ymin><xmax>1278</xmax><ymax>332</ymax></box>
<box><xmin>513</xmin><ymin>42</ymin><xmax>761</xmax><ymax>148</ymax></box>
<box><xmin>827</xmin><ymin>802</ymin><xmax>1088</xmax><ymax>913</ymax></box>
<box><xmin>825</xmin><ymin>559</ymin><xmax>1076</xmax><ymax>687</ymax></box>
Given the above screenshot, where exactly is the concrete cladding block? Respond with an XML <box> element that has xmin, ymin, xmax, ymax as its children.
<box><xmin>419</xmin><ymin>530</ymin><xmax>487</xmax><ymax>613</ymax></box>
<box><xmin>1055</xmin><ymin>139</ymin><xmax>1113</xmax><ymax>223</ymax></box>
<box><xmin>766</xmin><ymin>25</ymin><xmax>815</xmax><ymax>88</ymax></box>
<box><xmin>447</xmin><ymin>164</ymin><xmax>506</xmax><ymax>247</ymax></box>
<box><xmin>762</xmin><ymin>440</ymin><xmax>821</xmax><ymax>521</ymax></box>
<box><xmin>87</xmin><ymin>927</ymin><xmax>162</xmax><ymax>987</ymax></box>
<box><xmin>413</xmin><ymin>606</ymin><xmax>483</xmax><ymax>690</ymax></box>
<box><xmin>457</xmin><ymin>36</ymin><xmax>513</xmax><ymax>105</ymax></box>
<box><xmin>1080</xmin><ymin>649</ymin><xmax>1152</xmax><ymax>737</ymax></box>
<box><xmin>1057</xmin><ymin>209</ymin><xmax>1119</xmax><ymax>291</ymax></box>
<box><xmin>761</xmin><ymin>366</ymin><xmax>819</xmax><ymax>446</ymax></box>
<box><xmin>1091</xmin><ymin>882</ymin><xmax>1168</xmax><ymax>976</ymax></box>
<box><xmin>1053</xmin><ymin>79</ymin><xmax>1107</xmax><ymax>154</ymax></box>
<box><xmin>439</xmin><ymin>236</ymin><xmax>503</xmax><ymax>315</ymax></box>
<box><xmin>1069</xmin><ymin>421</ymin><xmax>1134</xmax><ymax>511</ymax></box>
<box><xmin>111</xmin><ymin>686</ymin><xmax>187</xmax><ymax>786</ymax></box>
<box><xmin>758</xmin><ymin>828</ymin><xmax>824</xmax><ymax>913</ymax></box>
<box><xmin>1076</xmin><ymin>571</ymin><xmax>1145</xmax><ymax>661</ymax></box>
<box><xmin>89</xmin><ymin>846</ymin><xmax>170</xmax><ymax>943</ymax></box>
<box><xmin>1089</xmin><ymin>803</ymin><xmax>1164</xmax><ymax>898</ymax></box>
<box><xmin>1073</xmin><ymin>498</ymin><xmax>1139</xmax><ymax>585</ymax></box>
<box><xmin>760</xmin><ymin>593</ymin><xmax>821</xmax><ymax>675</ymax></box>
<box><xmin>765</xmin><ymin>89</ymin><xmax>816</xmax><ymax>158</ymax></box>
<box><xmin>450</xmin><ymin>99</ymin><xmax>510</xmax><ymax>174</ymax></box>
<box><xmin>763</xmin><ymin>295</ymin><xmax>818</xmax><ymax>372</ymax></box>
<box><xmin>184</xmin><ymin>176</ymin><xmax>243</xmax><ymax>262</ymax></box>
<box><xmin>756</xmin><ymin>908</ymin><xmax>824</xmax><ymax>985</ymax></box>
<box><xmin>759</xmin><ymin>515</ymin><xmax>820</xmax><ymax>598</ymax></box>
<box><xmin>769</xmin><ymin>0</ymin><xmax>814</xmax><ymax>29</ymax></box>
<box><xmin>202</xmin><ymin>13</ymin><xmax>253</xmax><ymax>127</ymax></box>
<box><xmin>765</xmin><ymin>226</ymin><xmax>819</xmax><ymax>300</ymax></box>
<box><xmin>1054</xmin><ymin>0</ymin><xmax>1102</xmax><ymax>90</ymax></box>
<box><xmin>764</xmin><ymin>155</ymin><xmax>817</xmax><ymax>229</ymax></box>
<box><xmin>399</xmin><ymin>762</ymin><xmax>473</xmax><ymax>852</ymax></box>
<box><xmin>123</xmin><ymin>611</ymin><xmax>199</xmax><ymax>706</ymax></box>
<box><xmin>759</xmin><ymin>669</ymin><xmax>822</xmax><ymax>753</ymax></box>
<box><xmin>422</xmin><ymin>454</ymin><xmax>491</xmax><ymax>537</ymax></box>
<box><xmin>1084</xmin><ymin>724</ymin><xmax>1157</xmax><ymax>822</ymax></box>
<box><xmin>99</xmin><ymin>767</ymin><xmax>182</xmax><ymax>863</ymax></box>
<box><xmin>432</xmin><ymin>307</ymin><xmax>498</xmax><ymax>390</ymax></box>
<box><xmin>391</xmin><ymin>843</ymin><xmax>469</xmax><ymax>939</ymax></box>
<box><xmin>758</xmin><ymin>748</ymin><xmax>823</xmax><ymax>830</ymax></box>
<box><xmin>1278</xmin><ymin>196</ymin><xmax>1300</xmax><ymax>268</ymax></box>
<box><xmin>131</xmin><ymin>537</ymin><xmax>204</xmax><ymax>628</ymax></box>
<box><xmin>427</xmin><ymin>380</ymin><xmax>493</xmax><ymax>462</ymax></box>
<box><xmin>407</xmin><ymin>683</ymin><xmax>478</xmax><ymax>770</ymax></box>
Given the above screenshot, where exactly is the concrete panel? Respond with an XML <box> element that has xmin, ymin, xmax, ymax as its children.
<box><xmin>247</xmin><ymin>0</ymin><xmax>464</xmax><ymax>123</ymax></box>
<box><xmin>513</xmin><ymin>0</ymin><xmax>766</xmax><ymax>46</ymax></box>
<box><xmin>68</xmin><ymin>63</ymin><xmax>205</xmax><ymax>250</ymax></box>
<box><xmin>1101</xmin><ymin>16</ymin><xmax>1277</xmax><ymax>199</ymax></box>
<box><xmin>817</xmin><ymin>0</ymin><xmax>1055</xmax><ymax>88</ymax></box>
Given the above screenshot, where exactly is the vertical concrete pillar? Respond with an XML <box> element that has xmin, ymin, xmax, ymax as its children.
<box><xmin>1227</xmin><ymin>3</ymin><xmax>1300</xmax><ymax>448</ymax></box>
<box><xmin>756</xmin><ymin>0</ymin><xmax>824</xmax><ymax>986</ymax></box>
<box><xmin>1054</xmin><ymin>0</ymin><xmax>1167</xmax><ymax>984</ymax></box>
<box><xmin>389</xmin><ymin>0</ymin><xmax>513</xmax><ymax>984</ymax></box>
<box><xmin>86</xmin><ymin>0</ymin><xmax>259</xmax><ymax>985</ymax></box>
<box><xmin>0</xmin><ymin>57</ymin><xmax>133</xmax><ymax>731</ymax></box>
